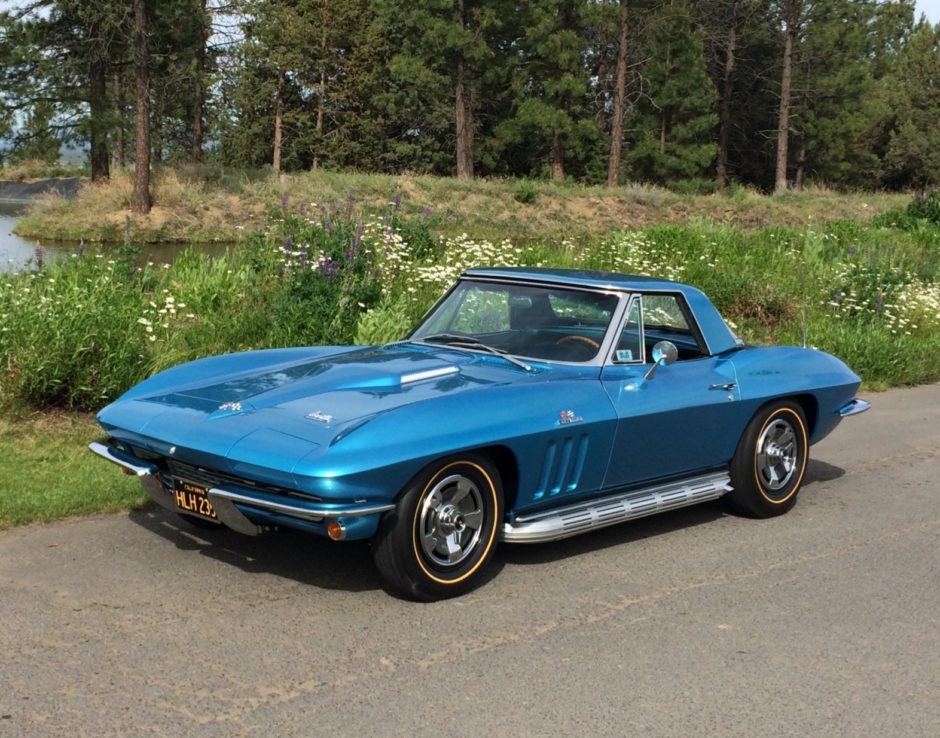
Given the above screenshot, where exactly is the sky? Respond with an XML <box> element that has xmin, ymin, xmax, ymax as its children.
<box><xmin>916</xmin><ymin>0</ymin><xmax>940</xmax><ymax>23</ymax></box>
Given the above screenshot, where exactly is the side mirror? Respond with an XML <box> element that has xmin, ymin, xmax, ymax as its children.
<box><xmin>644</xmin><ymin>340</ymin><xmax>678</xmax><ymax>380</ymax></box>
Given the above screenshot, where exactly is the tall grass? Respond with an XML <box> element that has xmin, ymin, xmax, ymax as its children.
<box><xmin>2</xmin><ymin>198</ymin><xmax>939</xmax><ymax>411</ymax></box>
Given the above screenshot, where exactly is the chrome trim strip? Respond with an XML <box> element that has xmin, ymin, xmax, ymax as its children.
<box><xmin>408</xmin><ymin>275</ymin><xmax>630</xmax><ymax>369</ymax></box>
<box><xmin>88</xmin><ymin>441</ymin><xmax>157</xmax><ymax>477</ymax></box>
<box><xmin>502</xmin><ymin>471</ymin><xmax>732</xmax><ymax>543</ymax></box>
<box><xmin>838</xmin><ymin>398</ymin><xmax>871</xmax><ymax>417</ymax></box>
<box><xmin>208</xmin><ymin>486</ymin><xmax>394</xmax><ymax>522</ymax></box>
<box><xmin>401</xmin><ymin>365</ymin><xmax>459</xmax><ymax>384</ymax></box>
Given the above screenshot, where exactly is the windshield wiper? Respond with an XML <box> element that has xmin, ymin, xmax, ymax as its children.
<box><xmin>416</xmin><ymin>334</ymin><xmax>534</xmax><ymax>372</ymax></box>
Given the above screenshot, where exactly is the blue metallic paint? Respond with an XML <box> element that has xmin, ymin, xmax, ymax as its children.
<box><xmin>94</xmin><ymin>269</ymin><xmax>864</xmax><ymax>542</ymax></box>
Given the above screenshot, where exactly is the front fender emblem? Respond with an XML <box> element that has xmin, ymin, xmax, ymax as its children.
<box><xmin>218</xmin><ymin>402</ymin><xmax>243</xmax><ymax>412</ymax></box>
<box><xmin>557</xmin><ymin>410</ymin><xmax>583</xmax><ymax>426</ymax></box>
<box><xmin>307</xmin><ymin>410</ymin><xmax>335</xmax><ymax>424</ymax></box>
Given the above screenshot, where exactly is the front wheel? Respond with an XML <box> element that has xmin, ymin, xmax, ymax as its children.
<box><xmin>726</xmin><ymin>401</ymin><xmax>809</xmax><ymax>518</ymax></box>
<box><xmin>372</xmin><ymin>454</ymin><xmax>503</xmax><ymax>601</ymax></box>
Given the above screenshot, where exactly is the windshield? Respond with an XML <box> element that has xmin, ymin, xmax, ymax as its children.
<box><xmin>410</xmin><ymin>279</ymin><xmax>620</xmax><ymax>363</ymax></box>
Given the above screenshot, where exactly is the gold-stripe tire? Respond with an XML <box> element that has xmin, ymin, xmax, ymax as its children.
<box><xmin>372</xmin><ymin>453</ymin><xmax>503</xmax><ymax>601</ymax></box>
<box><xmin>727</xmin><ymin>401</ymin><xmax>809</xmax><ymax>518</ymax></box>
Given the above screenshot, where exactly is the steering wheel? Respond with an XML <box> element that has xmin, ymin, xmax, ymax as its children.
<box><xmin>555</xmin><ymin>335</ymin><xmax>601</xmax><ymax>360</ymax></box>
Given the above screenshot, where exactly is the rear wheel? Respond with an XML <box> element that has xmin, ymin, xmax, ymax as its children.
<box><xmin>727</xmin><ymin>401</ymin><xmax>809</xmax><ymax>518</ymax></box>
<box><xmin>372</xmin><ymin>453</ymin><xmax>503</xmax><ymax>601</ymax></box>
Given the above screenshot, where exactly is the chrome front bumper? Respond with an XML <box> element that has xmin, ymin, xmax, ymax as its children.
<box><xmin>838</xmin><ymin>398</ymin><xmax>871</xmax><ymax>417</ymax></box>
<box><xmin>88</xmin><ymin>441</ymin><xmax>394</xmax><ymax>537</ymax></box>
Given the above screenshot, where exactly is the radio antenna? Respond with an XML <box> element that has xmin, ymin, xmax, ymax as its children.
<box><xmin>801</xmin><ymin>305</ymin><xmax>808</xmax><ymax>349</ymax></box>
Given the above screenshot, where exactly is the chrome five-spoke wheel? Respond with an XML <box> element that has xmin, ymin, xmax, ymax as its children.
<box><xmin>756</xmin><ymin>417</ymin><xmax>798</xmax><ymax>491</ymax></box>
<box><xmin>418</xmin><ymin>474</ymin><xmax>485</xmax><ymax>567</ymax></box>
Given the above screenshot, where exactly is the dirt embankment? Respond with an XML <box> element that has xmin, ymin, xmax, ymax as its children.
<box><xmin>0</xmin><ymin>178</ymin><xmax>83</xmax><ymax>204</ymax></box>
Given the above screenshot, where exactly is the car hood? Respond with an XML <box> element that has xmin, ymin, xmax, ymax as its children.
<box><xmin>97</xmin><ymin>343</ymin><xmax>530</xmax><ymax>468</ymax></box>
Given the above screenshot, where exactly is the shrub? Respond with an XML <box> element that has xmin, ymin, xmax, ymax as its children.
<box><xmin>513</xmin><ymin>179</ymin><xmax>539</xmax><ymax>204</ymax></box>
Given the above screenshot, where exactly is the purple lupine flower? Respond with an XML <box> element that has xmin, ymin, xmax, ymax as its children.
<box><xmin>299</xmin><ymin>243</ymin><xmax>308</xmax><ymax>269</ymax></box>
<box><xmin>421</xmin><ymin>207</ymin><xmax>431</xmax><ymax>218</ymax></box>
<box><xmin>833</xmin><ymin>289</ymin><xmax>844</xmax><ymax>305</ymax></box>
<box><xmin>78</xmin><ymin>239</ymin><xmax>86</xmax><ymax>257</ymax></box>
<box><xmin>34</xmin><ymin>245</ymin><xmax>44</xmax><ymax>269</ymax></box>
<box><xmin>318</xmin><ymin>257</ymin><xmax>340</xmax><ymax>281</ymax></box>
<box><xmin>298</xmin><ymin>202</ymin><xmax>307</xmax><ymax>216</ymax></box>
<box><xmin>280</xmin><ymin>192</ymin><xmax>289</xmax><ymax>213</ymax></box>
<box><xmin>344</xmin><ymin>192</ymin><xmax>355</xmax><ymax>220</ymax></box>
<box><xmin>323</xmin><ymin>219</ymin><xmax>334</xmax><ymax>233</ymax></box>
<box><xmin>393</xmin><ymin>190</ymin><xmax>402</xmax><ymax>210</ymax></box>
<box><xmin>347</xmin><ymin>222</ymin><xmax>364</xmax><ymax>261</ymax></box>
<box><xmin>848</xmin><ymin>244</ymin><xmax>858</xmax><ymax>257</ymax></box>
<box><xmin>875</xmin><ymin>291</ymin><xmax>884</xmax><ymax>316</ymax></box>
<box><xmin>283</xmin><ymin>235</ymin><xmax>293</xmax><ymax>255</ymax></box>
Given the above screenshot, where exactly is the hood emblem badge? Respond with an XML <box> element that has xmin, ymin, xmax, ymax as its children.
<box><xmin>307</xmin><ymin>410</ymin><xmax>335</xmax><ymax>424</ymax></box>
<box><xmin>218</xmin><ymin>402</ymin><xmax>243</xmax><ymax>412</ymax></box>
<box><xmin>557</xmin><ymin>409</ymin><xmax>583</xmax><ymax>426</ymax></box>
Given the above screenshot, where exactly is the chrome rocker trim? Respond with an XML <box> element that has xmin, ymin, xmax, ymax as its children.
<box><xmin>838</xmin><ymin>398</ymin><xmax>871</xmax><ymax>417</ymax></box>
<box><xmin>502</xmin><ymin>471</ymin><xmax>733</xmax><ymax>543</ymax></box>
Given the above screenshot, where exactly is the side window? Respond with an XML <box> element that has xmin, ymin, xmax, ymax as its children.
<box><xmin>642</xmin><ymin>293</ymin><xmax>705</xmax><ymax>359</ymax></box>
<box><xmin>613</xmin><ymin>298</ymin><xmax>643</xmax><ymax>363</ymax></box>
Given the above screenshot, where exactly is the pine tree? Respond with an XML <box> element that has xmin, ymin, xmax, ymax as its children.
<box><xmin>491</xmin><ymin>0</ymin><xmax>598</xmax><ymax>180</ymax></box>
<box><xmin>884</xmin><ymin>20</ymin><xmax>940</xmax><ymax>192</ymax></box>
<box><xmin>626</xmin><ymin>0</ymin><xmax>717</xmax><ymax>185</ymax></box>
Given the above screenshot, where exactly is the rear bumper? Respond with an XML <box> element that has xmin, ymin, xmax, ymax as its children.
<box><xmin>88</xmin><ymin>441</ymin><xmax>392</xmax><ymax>539</ymax></box>
<box><xmin>837</xmin><ymin>398</ymin><xmax>871</xmax><ymax>417</ymax></box>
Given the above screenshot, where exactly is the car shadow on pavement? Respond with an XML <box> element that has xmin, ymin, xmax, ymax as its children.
<box><xmin>127</xmin><ymin>507</ymin><xmax>384</xmax><ymax>593</ymax></box>
<box><xmin>803</xmin><ymin>457</ymin><xmax>846</xmax><ymax>485</ymax></box>
<box><xmin>124</xmin><ymin>457</ymin><xmax>844</xmax><ymax>593</ymax></box>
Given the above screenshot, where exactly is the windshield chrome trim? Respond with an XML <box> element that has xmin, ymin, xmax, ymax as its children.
<box><xmin>407</xmin><ymin>275</ymin><xmax>631</xmax><ymax>369</ymax></box>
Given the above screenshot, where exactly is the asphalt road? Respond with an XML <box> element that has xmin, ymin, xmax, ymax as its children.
<box><xmin>1</xmin><ymin>384</ymin><xmax>938</xmax><ymax>737</ymax></box>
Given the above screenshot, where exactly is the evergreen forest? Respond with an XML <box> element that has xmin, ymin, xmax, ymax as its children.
<box><xmin>1</xmin><ymin>0</ymin><xmax>939</xmax><ymax>195</ymax></box>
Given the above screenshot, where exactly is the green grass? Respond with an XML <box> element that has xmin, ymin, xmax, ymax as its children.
<box><xmin>0</xmin><ymin>412</ymin><xmax>147</xmax><ymax>529</ymax></box>
<box><xmin>2</xmin><ymin>176</ymin><xmax>939</xmax><ymax>529</ymax></box>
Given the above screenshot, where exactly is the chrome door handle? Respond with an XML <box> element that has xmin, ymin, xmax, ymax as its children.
<box><xmin>709</xmin><ymin>382</ymin><xmax>736</xmax><ymax>391</ymax></box>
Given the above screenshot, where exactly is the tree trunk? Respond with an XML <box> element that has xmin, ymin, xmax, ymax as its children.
<box><xmin>606</xmin><ymin>1</ymin><xmax>629</xmax><ymax>187</ymax></box>
<box><xmin>454</xmin><ymin>0</ymin><xmax>474</xmax><ymax>179</ymax></box>
<box><xmin>595</xmin><ymin>0</ymin><xmax>611</xmax><ymax>130</ymax></box>
<box><xmin>312</xmin><ymin>23</ymin><xmax>326</xmax><ymax>171</ymax></box>
<box><xmin>774</xmin><ymin>3</ymin><xmax>797</xmax><ymax>195</ymax></box>
<box><xmin>89</xmin><ymin>53</ymin><xmax>110</xmax><ymax>183</ymax></box>
<box><xmin>272</xmin><ymin>69</ymin><xmax>284</xmax><ymax>173</ymax></box>
<box><xmin>552</xmin><ymin>131</ymin><xmax>565</xmax><ymax>180</ymax></box>
<box><xmin>112</xmin><ymin>70</ymin><xmax>126</xmax><ymax>170</ymax></box>
<box><xmin>659</xmin><ymin>112</ymin><xmax>667</xmax><ymax>156</ymax></box>
<box><xmin>132</xmin><ymin>0</ymin><xmax>151</xmax><ymax>215</ymax></box>
<box><xmin>191</xmin><ymin>0</ymin><xmax>208</xmax><ymax>162</ymax></box>
<box><xmin>716</xmin><ymin>25</ymin><xmax>736</xmax><ymax>190</ymax></box>
<box><xmin>795</xmin><ymin>142</ymin><xmax>806</xmax><ymax>190</ymax></box>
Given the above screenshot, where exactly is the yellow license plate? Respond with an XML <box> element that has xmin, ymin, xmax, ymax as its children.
<box><xmin>173</xmin><ymin>479</ymin><xmax>218</xmax><ymax>521</ymax></box>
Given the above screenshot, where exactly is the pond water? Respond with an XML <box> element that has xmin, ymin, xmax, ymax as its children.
<box><xmin>0</xmin><ymin>201</ymin><xmax>232</xmax><ymax>273</ymax></box>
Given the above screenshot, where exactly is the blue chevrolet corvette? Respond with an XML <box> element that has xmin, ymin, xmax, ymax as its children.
<box><xmin>91</xmin><ymin>268</ymin><xmax>869</xmax><ymax>600</ymax></box>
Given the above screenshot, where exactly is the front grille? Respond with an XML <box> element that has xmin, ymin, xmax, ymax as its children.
<box><xmin>161</xmin><ymin>458</ymin><xmax>320</xmax><ymax>501</ymax></box>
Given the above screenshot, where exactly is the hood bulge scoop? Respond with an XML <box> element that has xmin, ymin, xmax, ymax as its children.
<box><xmin>140</xmin><ymin>347</ymin><xmax>462</xmax><ymax>418</ymax></box>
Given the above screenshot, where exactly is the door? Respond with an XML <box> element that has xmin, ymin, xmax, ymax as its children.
<box><xmin>600</xmin><ymin>293</ymin><xmax>743</xmax><ymax>490</ymax></box>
